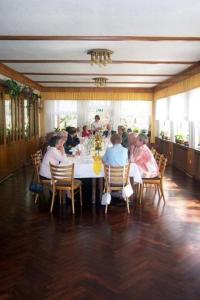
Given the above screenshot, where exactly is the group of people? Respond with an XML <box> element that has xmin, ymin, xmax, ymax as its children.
<box><xmin>39</xmin><ymin>114</ymin><xmax>158</xmax><ymax>180</ymax></box>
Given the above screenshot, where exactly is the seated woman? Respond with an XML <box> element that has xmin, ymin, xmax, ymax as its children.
<box><xmin>129</xmin><ymin>133</ymin><xmax>159</xmax><ymax>178</ymax></box>
<box><xmin>39</xmin><ymin>135</ymin><xmax>69</xmax><ymax>179</ymax></box>
<box><xmin>82</xmin><ymin>125</ymin><xmax>92</xmax><ymax>138</ymax></box>
<box><xmin>64</xmin><ymin>127</ymin><xmax>80</xmax><ymax>154</ymax></box>
<box><xmin>102</xmin><ymin>133</ymin><xmax>128</xmax><ymax>166</ymax></box>
<box><xmin>128</xmin><ymin>132</ymin><xmax>138</xmax><ymax>158</ymax></box>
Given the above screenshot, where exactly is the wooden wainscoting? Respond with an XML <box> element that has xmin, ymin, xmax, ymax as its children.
<box><xmin>0</xmin><ymin>137</ymin><xmax>39</xmax><ymax>181</ymax></box>
<box><xmin>155</xmin><ymin>138</ymin><xmax>199</xmax><ymax>179</ymax></box>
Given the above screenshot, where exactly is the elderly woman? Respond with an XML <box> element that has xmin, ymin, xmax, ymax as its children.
<box><xmin>130</xmin><ymin>133</ymin><xmax>158</xmax><ymax>178</ymax></box>
<box><xmin>128</xmin><ymin>132</ymin><xmax>138</xmax><ymax>158</ymax></box>
<box><xmin>40</xmin><ymin>135</ymin><xmax>69</xmax><ymax>179</ymax></box>
<box><xmin>102</xmin><ymin>133</ymin><xmax>128</xmax><ymax>166</ymax></box>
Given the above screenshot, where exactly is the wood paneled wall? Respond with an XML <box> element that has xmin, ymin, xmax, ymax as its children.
<box><xmin>0</xmin><ymin>137</ymin><xmax>39</xmax><ymax>181</ymax></box>
<box><xmin>155</xmin><ymin>137</ymin><xmax>200</xmax><ymax>179</ymax></box>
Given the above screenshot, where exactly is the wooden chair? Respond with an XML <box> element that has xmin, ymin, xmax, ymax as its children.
<box><xmin>151</xmin><ymin>147</ymin><xmax>157</xmax><ymax>158</ymax></box>
<box><xmin>49</xmin><ymin>163</ymin><xmax>82</xmax><ymax>214</ymax></box>
<box><xmin>31</xmin><ymin>152</ymin><xmax>50</xmax><ymax>203</ymax></box>
<box><xmin>139</xmin><ymin>156</ymin><xmax>168</xmax><ymax>203</ymax></box>
<box><xmin>103</xmin><ymin>163</ymin><xmax>131</xmax><ymax>214</ymax></box>
<box><xmin>155</xmin><ymin>152</ymin><xmax>164</xmax><ymax>168</ymax></box>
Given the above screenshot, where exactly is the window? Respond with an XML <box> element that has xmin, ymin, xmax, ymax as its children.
<box><xmin>156</xmin><ymin>98</ymin><xmax>170</xmax><ymax>138</ymax></box>
<box><xmin>5</xmin><ymin>99</ymin><xmax>12</xmax><ymax>143</ymax></box>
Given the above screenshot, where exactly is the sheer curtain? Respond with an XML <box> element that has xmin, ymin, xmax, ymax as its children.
<box><xmin>43</xmin><ymin>100</ymin><xmax>152</xmax><ymax>134</ymax></box>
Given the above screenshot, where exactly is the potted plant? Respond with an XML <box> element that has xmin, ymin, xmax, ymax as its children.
<box><xmin>160</xmin><ymin>130</ymin><xmax>165</xmax><ymax>139</ymax></box>
<box><xmin>175</xmin><ymin>134</ymin><xmax>184</xmax><ymax>144</ymax></box>
<box><xmin>5</xmin><ymin>80</ymin><xmax>21</xmax><ymax>99</ymax></box>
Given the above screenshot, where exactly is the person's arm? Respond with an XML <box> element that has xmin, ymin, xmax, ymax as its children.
<box><xmin>53</xmin><ymin>148</ymin><xmax>69</xmax><ymax>163</ymax></box>
<box><xmin>102</xmin><ymin>149</ymin><xmax>109</xmax><ymax>164</ymax></box>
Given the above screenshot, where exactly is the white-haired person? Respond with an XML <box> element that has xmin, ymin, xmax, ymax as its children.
<box><xmin>40</xmin><ymin>135</ymin><xmax>69</xmax><ymax>180</ymax></box>
<box><xmin>102</xmin><ymin>133</ymin><xmax>128</xmax><ymax>166</ymax></box>
<box><xmin>129</xmin><ymin>133</ymin><xmax>158</xmax><ymax>178</ymax></box>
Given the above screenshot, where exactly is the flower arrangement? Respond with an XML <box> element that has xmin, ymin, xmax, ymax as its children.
<box><xmin>94</xmin><ymin>133</ymin><xmax>103</xmax><ymax>151</ymax></box>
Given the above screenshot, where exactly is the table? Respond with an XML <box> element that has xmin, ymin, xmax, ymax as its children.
<box><xmin>66</xmin><ymin>154</ymin><xmax>142</xmax><ymax>203</ymax></box>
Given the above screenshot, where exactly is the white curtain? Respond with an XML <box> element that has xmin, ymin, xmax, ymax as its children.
<box><xmin>156</xmin><ymin>98</ymin><xmax>168</xmax><ymax>120</ymax></box>
<box><xmin>43</xmin><ymin>100</ymin><xmax>152</xmax><ymax>134</ymax></box>
<box><xmin>169</xmin><ymin>92</ymin><xmax>187</xmax><ymax>121</ymax></box>
<box><xmin>188</xmin><ymin>88</ymin><xmax>200</xmax><ymax>121</ymax></box>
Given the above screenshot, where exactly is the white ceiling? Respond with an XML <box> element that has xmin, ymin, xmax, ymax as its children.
<box><xmin>0</xmin><ymin>0</ymin><xmax>200</xmax><ymax>89</ymax></box>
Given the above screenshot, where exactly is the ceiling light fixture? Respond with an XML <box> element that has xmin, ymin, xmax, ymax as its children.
<box><xmin>93</xmin><ymin>77</ymin><xmax>108</xmax><ymax>88</ymax></box>
<box><xmin>87</xmin><ymin>49</ymin><xmax>113</xmax><ymax>66</ymax></box>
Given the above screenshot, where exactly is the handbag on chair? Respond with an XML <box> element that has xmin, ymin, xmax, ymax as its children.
<box><xmin>122</xmin><ymin>166</ymin><xmax>133</xmax><ymax>199</ymax></box>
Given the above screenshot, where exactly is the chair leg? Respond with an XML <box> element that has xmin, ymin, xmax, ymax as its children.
<box><xmin>71</xmin><ymin>190</ymin><xmax>75</xmax><ymax>214</ymax></box>
<box><xmin>159</xmin><ymin>182</ymin><xmax>166</xmax><ymax>202</ymax></box>
<box><xmin>59</xmin><ymin>190</ymin><xmax>62</xmax><ymax>205</ymax></box>
<box><xmin>79</xmin><ymin>185</ymin><xmax>83</xmax><ymax>207</ymax></box>
<box><xmin>50</xmin><ymin>187</ymin><xmax>56</xmax><ymax>213</ymax></box>
<box><xmin>126</xmin><ymin>197</ymin><xmax>130</xmax><ymax>214</ymax></box>
<box><xmin>34</xmin><ymin>193</ymin><xmax>39</xmax><ymax>204</ymax></box>
<box><xmin>105</xmin><ymin>204</ymin><xmax>108</xmax><ymax>214</ymax></box>
<box><xmin>139</xmin><ymin>184</ymin><xmax>143</xmax><ymax>205</ymax></box>
<box><xmin>157</xmin><ymin>184</ymin><xmax>161</xmax><ymax>199</ymax></box>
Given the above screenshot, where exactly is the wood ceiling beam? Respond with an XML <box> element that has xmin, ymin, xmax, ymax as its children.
<box><xmin>0</xmin><ymin>63</ymin><xmax>42</xmax><ymax>91</ymax></box>
<box><xmin>154</xmin><ymin>62</ymin><xmax>200</xmax><ymax>91</ymax></box>
<box><xmin>41</xmin><ymin>87</ymin><xmax>153</xmax><ymax>92</ymax></box>
<box><xmin>1</xmin><ymin>35</ymin><xmax>200</xmax><ymax>42</ymax></box>
<box><xmin>1</xmin><ymin>59</ymin><xmax>194</xmax><ymax>65</ymax></box>
<box><xmin>23</xmin><ymin>72</ymin><xmax>173</xmax><ymax>77</ymax></box>
<box><xmin>38</xmin><ymin>81</ymin><xmax>158</xmax><ymax>84</ymax></box>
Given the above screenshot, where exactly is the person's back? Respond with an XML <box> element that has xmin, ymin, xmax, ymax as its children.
<box><xmin>102</xmin><ymin>133</ymin><xmax>128</xmax><ymax>166</ymax></box>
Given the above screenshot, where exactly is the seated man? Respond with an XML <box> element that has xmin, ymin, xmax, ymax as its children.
<box><xmin>64</xmin><ymin>127</ymin><xmax>80</xmax><ymax>154</ymax></box>
<box><xmin>129</xmin><ymin>133</ymin><xmax>158</xmax><ymax>178</ymax></box>
<box><xmin>102</xmin><ymin>133</ymin><xmax>128</xmax><ymax>166</ymax></box>
<box><xmin>117</xmin><ymin>125</ymin><xmax>129</xmax><ymax>148</ymax></box>
<box><xmin>103</xmin><ymin>124</ymin><xmax>116</xmax><ymax>138</ymax></box>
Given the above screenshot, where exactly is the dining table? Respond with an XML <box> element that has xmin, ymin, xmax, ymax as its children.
<box><xmin>65</xmin><ymin>143</ymin><xmax>142</xmax><ymax>203</ymax></box>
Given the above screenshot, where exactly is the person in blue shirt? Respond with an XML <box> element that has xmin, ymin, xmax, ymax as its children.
<box><xmin>102</xmin><ymin>133</ymin><xmax>128</xmax><ymax>166</ymax></box>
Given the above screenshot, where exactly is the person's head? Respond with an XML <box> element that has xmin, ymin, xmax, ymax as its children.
<box><xmin>76</xmin><ymin>127</ymin><xmax>81</xmax><ymax>133</ymax></box>
<box><xmin>128</xmin><ymin>132</ymin><xmax>138</xmax><ymax>146</ymax></box>
<box><xmin>127</xmin><ymin>128</ymin><xmax>132</xmax><ymax>133</ymax></box>
<box><xmin>136</xmin><ymin>133</ymin><xmax>149</xmax><ymax>147</ymax></box>
<box><xmin>106</xmin><ymin>123</ymin><xmax>111</xmax><ymax>131</ymax></box>
<box><xmin>111</xmin><ymin>133</ymin><xmax>122</xmax><ymax>145</ymax></box>
<box><xmin>49</xmin><ymin>136</ymin><xmax>64</xmax><ymax>148</ymax></box>
<box><xmin>66</xmin><ymin>126</ymin><xmax>72</xmax><ymax>133</ymax></box>
<box><xmin>117</xmin><ymin>125</ymin><xmax>125</xmax><ymax>135</ymax></box>
<box><xmin>95</xmin><ymin>115</ymin><xmax>100</xmax><ymax>122</ymax></box>
<box><xmin>68</xmin><ymin>127</ymin><xmax>77</xmax><ymax>137</ymax></box>
<box><xmin>45</xmin><ymin>131</ymin><xmax>57</xmax><ymax>141</ymax></box>
<box><xmin>83</xmin><ymin>125</ymin><xmax>88</xmax><ymax>131</ymax></box>
<box><xmin>57</xmin><ymin>130</ymin><xmax>68</xmax><ymax>142</ymax></box>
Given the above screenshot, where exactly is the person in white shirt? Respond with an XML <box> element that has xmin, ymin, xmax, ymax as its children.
<box><xmin>91</xmin><ymin>115</ymin><xmax>102</xmax><ymax>134</ymax></box>
<box><xmin>40</xmin><ymin>135</ymin><xmax>69</xmax><ymax>179</ymax></box>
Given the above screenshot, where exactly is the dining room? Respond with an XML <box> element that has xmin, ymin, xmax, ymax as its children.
<box><xmin>1</xmin><ymin>1</ymin><xmax>200</xmax><ymax>299</ymax></box>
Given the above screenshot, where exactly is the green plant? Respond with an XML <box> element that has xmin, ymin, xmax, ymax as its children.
<box><xmin>175</xmin><ymin>134</ymin><xmax>184</xmax><ymax>143</ymax></box>
<box><xmin>6</xmin><ymin>80</ymin><xmax>21</xmax><ymax>99</ymax></box>
<box><xmin>133</xmin><ymin>127</ymin><xmax>140</xmax><ymax>133</ymax></box>
<box><xmin>160</xmin><ymin>130</ymin><xmax>165</xmax><ymax>138</ymax></box>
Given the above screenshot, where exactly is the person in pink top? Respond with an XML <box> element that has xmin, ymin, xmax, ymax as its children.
<box><xmin>82</xmin><ymin>125</ymin><xmax>92</xmax><ymax>137</ymax></box>
<box><xmin>129</xmin><ymin>133</ymin><xmax>159</xmax><ymax>178</ymax></box>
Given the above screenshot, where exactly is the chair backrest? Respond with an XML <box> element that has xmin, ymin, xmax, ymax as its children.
<box><xmin>31</xmin><ymin>155</ymin><xmax>41</xmax><ymax>183</ymax></box>
<box><xmin>159</xmin><ymin>156</ymin><xmax>168</xmax><ymax>178</ymax></box>
<box><xmin>155</xmin><ymin>152</ymin><xmax>164</xmax><ymax>168</ymax></box>
<box><xmin>104</xmin><ymin>164</ymin><xmax>131</xmax><ymax>188</ymax></box>
<box><xmin>49</xmin><ymin>163</ymin><xmax>74</xmax><ymax>184</ymax></box>
<box><xmin>31</xmin><ymin>149</ymin><xmax>43</xmax><ymax>161</ymax></box>
<box><xmin>151</xmin><ymin>147</ymin><xmax>157</xmax><ymax>157</ymax></box>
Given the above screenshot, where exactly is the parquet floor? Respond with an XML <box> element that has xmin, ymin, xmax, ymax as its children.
<box><xmin>1</xmin><ymin>166</ymin><xmax>200</xmax><ymax>300</ymax></box>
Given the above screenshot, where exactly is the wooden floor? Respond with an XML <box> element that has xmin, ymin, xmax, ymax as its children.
<box><xmin>1</xmin><ymin>167</ymin><xmax>200</xmax><ymax>300</ymax></box>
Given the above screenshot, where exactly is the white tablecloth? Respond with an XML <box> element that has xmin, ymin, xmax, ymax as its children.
<box><xmin>65</xmin><ymin>155</ymin><xmax>142</xmax><ymax>183</ymax></box>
